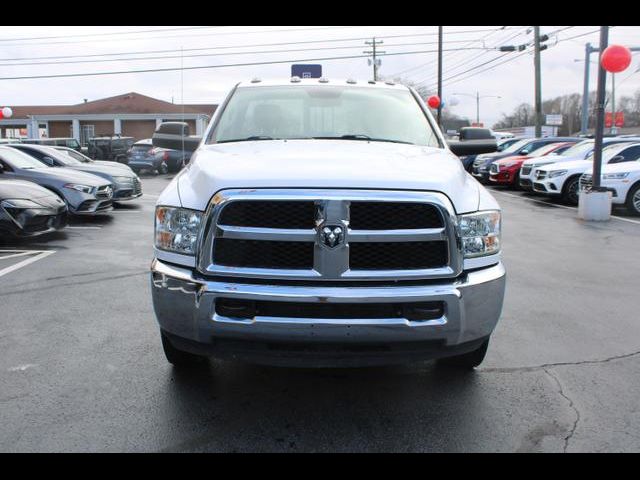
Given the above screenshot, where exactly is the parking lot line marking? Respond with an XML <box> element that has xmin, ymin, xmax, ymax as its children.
<box><xmin>0</xmin><ymin>250</ymin><xmax>55</xmax><ymax>279</ymax></box>
<box><xmin>0</xmin><ymin>251</ymin><xmax>37</xmax><ymax>261</ymax></box>
<box><xmin>490</xmin><ymin>189</ymin><xmax>640</xmax><ymax>226</ymax></box>
<box><xmin>65</xmin><ymin>226</ymin><xmax>103</xmax><ymax>230</ymax></box>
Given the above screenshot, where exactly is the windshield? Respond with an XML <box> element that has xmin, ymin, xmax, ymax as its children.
<box><xmin>529</xmin><ymin>143</ymin><xmax>569</xmax><ymax>158</ymax></box>
<box><xmin>558</xmin><ymin>140</ymin><xmax>594</xmax><ymax>158</ymax></box>
<box><xmin>63</xmin><ymin>149</ymin><xmax>92</xmax><ymax>163</ymax></box>
<box><xmin>210</xmin><ymin>85</ymin><xmax>440</xmax><ymax>147</ymax></box>
<box><xmin>43</xmin><ymin>148</ymin><xmax>83</xmax><ymax>166</ymax></box>
<box><xmin>500</xmin><ymin>139</ymin><xmax>531</xmax><ymax>154</ymax></box>
<box><xmin>0</xmin><ymin>148</ymin><xmax>50</xmax><ymax>169</ymax></box>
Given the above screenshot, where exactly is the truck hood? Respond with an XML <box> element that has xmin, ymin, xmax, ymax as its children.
<box><xmin>174</xmin><ymin>140</ymin><xmax>482</xmax><ymax>214</ymax></box>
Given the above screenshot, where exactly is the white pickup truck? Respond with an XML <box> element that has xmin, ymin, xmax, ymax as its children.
<box><xmin>150</xmin><ymin>79</ymin><xmax>506</xmax><ymax>370</ymax></box>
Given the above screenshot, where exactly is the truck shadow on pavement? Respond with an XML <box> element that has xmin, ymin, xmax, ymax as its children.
<box><xmin>158</xmin><ymin>361</ymin><xmax>492</xmax><ymax>452</ymax></box>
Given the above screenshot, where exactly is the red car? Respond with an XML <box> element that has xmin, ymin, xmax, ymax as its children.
<box><xmin>489</xmin><ymin>142</ymin><xmax>576</xmax><ymax>187</ymax></box>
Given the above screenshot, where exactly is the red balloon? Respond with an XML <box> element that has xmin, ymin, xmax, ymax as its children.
<box><xmin>601</xmin><ymin>45</ymin><xmax>632</xmax><ymax>73</ymax></box>
<box><xmin>427</xmin><ymin>95</ymin><xmax>441</xmax><ymax>109</ymax></box>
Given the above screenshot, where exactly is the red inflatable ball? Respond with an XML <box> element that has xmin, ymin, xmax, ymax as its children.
<box><xmin>427</xmin><ymin>95</ymin><xmax>441</xmax><ymax>109</ymax></box>
<box><xmin>601</xmin><ymin>45</ymin><xmax>632</xmax><ymax>73</ymax></box>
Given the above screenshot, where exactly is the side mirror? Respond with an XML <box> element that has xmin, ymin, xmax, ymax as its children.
<box><xmin>447</xmin><ymin>139</ymin><xmax>498</xmax><ymax>157</ymax></box>
<box><xmin>0</xmin><ymin>163</ymin><xmax>4</xmax><ymax>173</ymax></box>
<box><xmin>42</xmin><ymin>156</ymin><xmax>55</xmax><ymax>166</ymax></box>
<box><xmin>609</xmin><ymin>155</ymin><xmax>625</xmax><ymax>164</ymax></box>
<box><xmin>152</xmin><ymin>122</ymin><xmax>202</xmax><ymax>153</ymax></box>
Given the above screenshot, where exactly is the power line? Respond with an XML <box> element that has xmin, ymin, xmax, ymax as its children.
<box><xmin>0</xmin><ymin>48</ymin><xmax>499</xmax><ymax>81</ymax></box>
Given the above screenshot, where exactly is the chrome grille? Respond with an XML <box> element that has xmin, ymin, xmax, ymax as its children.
<box><xmin>490</xmin><ymin>164</ymin><xmax>499</xmax><ymax>174</ymax></box>
<box><xmin>198</xmin><ymin>189</ymin><xmax>462</xmax><ymax>282</ymax></box>
<box><xmin>579</xmin><ymin>174</ymin><xmax>593</xmax><ymax>192</ymax></box>
<box><xmin>535</xmin><ymin>170</ymin><xmax>548</xmax><ymax>180</ymax></box>
<box><xmin>521</xmin><ymin>166</ymin><xmax>532</xmax><ymax>176</ymax></box>
<box><xmin>96</xmin><ymin>185</ymin><xmax>113</xmax><ymax>199</ymax></box>
<box><xmin>133</xmin><ymin>178</ymin><xmax>142</xmax><ymax>195</ymax></box>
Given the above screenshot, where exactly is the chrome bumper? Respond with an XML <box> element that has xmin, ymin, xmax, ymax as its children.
<box><xmin>150</xmin><ymin>258</ymin><xmax>506</xmax><ymax>364</ymax></box>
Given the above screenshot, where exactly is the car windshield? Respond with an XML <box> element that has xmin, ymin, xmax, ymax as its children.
<box><xmin>500</xmin><ymin>139</ymin><xmax>531</xmax><ymax>154</ymax></box>
<box><xmin>42</xmin><ymin>148</ymin><xmax>83</xmax><ymax>166</ymax></box>
<box><xmin>558</xmin><ymin>140</ymin><xmax>594</xmax><ymax>158</ymax></box>
<box><xmin>529</xmin><ymin>143</ymin><xmax>568</xmax><ymax>158</ymax></box>
<box><xmin>210</xmin><ymin>85</ymin><xmax>440</xmax><ymax>147</ymax></box>
<box><xmin>0</xmin><ymin>148</ymin><xmax>49</xmax><ymax>169</ymax></box>
<box><xmin>63</xmin><ymin>149</ymin><xmax>92</xmax><ymax>163</ymax></box>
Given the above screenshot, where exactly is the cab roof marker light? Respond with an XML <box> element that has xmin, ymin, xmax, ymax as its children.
<box><xmin>290</xmin><ymin>76</ymin><xmax>301</xmax><ymax>83</ymax></box>
<box><xmin>346</xmin><ymin>78</ymin><xmax>357</xmax><ymax>84</ymax></box>
<box><xmin>318</xmin><ymin>77</ymin><xmax>329</xmax><ymax>83</ymax></box>
<box><xmin>250</xmin><ymin>77</ymin><xmax>262</xmax><ymax>83</ymax></box>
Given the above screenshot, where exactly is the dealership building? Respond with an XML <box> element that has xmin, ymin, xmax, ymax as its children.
<box><xmin>0</xmin><ymin>92</ymin><xmax>216</xmax><ymax>145</ymax></box>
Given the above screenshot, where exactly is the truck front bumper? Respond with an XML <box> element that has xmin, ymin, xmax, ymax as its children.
<box><xmin>150</xmin><ymin>259</ymin><xmax>506</xmax><ymax>367</ymax></box>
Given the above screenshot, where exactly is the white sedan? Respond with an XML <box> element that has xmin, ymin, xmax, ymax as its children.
<box><xmin>580</xmin><ymin>159</ymin><xmax>640</xmax><ymax>215</ymax></box>
<box><xmin>531</xmin><ymin>142</ymin><xmax>640</xmax><ymax>205</ymax></box>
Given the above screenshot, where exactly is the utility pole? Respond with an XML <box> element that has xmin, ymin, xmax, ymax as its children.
<box><xmin>534</xmin><ymin>26</ymin><xmax>543</xmax><ymax>138</ymax></box>
<box><xmin>476</xmin><ymin>92</ymin><xmax>480</xmax><ymax>124</ymax></box>
<box><xmin>451</xmin><ymin>92</ymin><xmax>501</xmax><ymax>126</ymax></box>
<box><xmin>592</xmin><ymin>26</ymin><xmax>609</xmax><ymax>191</ymax></box>
<box><xmin>364</xmin><ymin>37</ymin><xmax>384</xmax><ymax>81</ymax></box>
<box><xmin>437</xmin><ymin>26</ymin><xmax>443</xmax><ymax>126</ymax></box>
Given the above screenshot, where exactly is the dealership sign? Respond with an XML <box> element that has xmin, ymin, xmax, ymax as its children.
<box><xmin>545</xmin><ymin>114</ymin><xmax>563</xmax><ymax>126</ymax></box>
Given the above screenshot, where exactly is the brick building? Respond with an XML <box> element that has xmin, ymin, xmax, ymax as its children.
<box><xmin>0</xmin><ymin>92</ymin><xmax>216</xmax><ymax>145</ymax></box>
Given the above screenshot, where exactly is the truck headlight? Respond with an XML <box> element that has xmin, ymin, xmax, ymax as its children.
<box><xmin>602</xmin><ymin>172</ymin><xmax>629</xmax><ymax>180</ymax></box>
<box><xmin>155</xmin><ymin>206</ymin><xmax>203</xmax><ymax>255</ymax></box>
<box><xmin>548</xmin><ymin>170</ymin><xmax>568</xmax><ymax>178</ymax></box>
<box><xmin>458</xmin><ymin>211</ymin><xmax>501</xmax><ymax>258</ymax></box>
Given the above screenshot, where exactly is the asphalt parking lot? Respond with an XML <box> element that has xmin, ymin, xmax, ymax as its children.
<box><xmin>1</xmin><ymin>175</ymin><xmax>639</xmax><ymax>452</ymax></box>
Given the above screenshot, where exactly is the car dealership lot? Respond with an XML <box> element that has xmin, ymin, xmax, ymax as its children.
<box><xmin>1</xmin><ymin>175</ymin><xmax>639</xmax><ymax>452</ymax></box>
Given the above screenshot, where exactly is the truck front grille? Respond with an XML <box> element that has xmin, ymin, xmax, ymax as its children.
<box><xmin>201</xmin><ymin>190</ymin><xmax>461</xmax><ymax>281</ymax></box>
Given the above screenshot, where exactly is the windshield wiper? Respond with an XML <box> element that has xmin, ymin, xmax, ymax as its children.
<box><xmin>217</xmin><ymin>136</ymin><xmax>275</xmax><ymax>144</ymax></box>
<box><xmin>313</xmin><ymin>134</ymin><xmax>414</xmax><ymax>145</ymax></box>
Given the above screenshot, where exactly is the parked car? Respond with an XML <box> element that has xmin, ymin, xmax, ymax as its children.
<box><xmin>150</xmin><ymin>79</ymin><xmax>505</xmax><ymax>370</ymax></box>
<box><xmin>8</xmin><ymin>144</ymin><xmax>142</xmax><ymax>202</ymax></box>
<box><xmin>0</xmin><ymin>179</ymin><xmax>67</xmax><ymax>237</ymax></box>
<box><xmin>472</xmin><ymin>136</ymin><xmax>580</xmax><ymax>183</ymax></box>
<box><xmin>519</xmin><ymin>137</ymin><xmax>640</xmax><ymax>190</ymax></box>
<box><xmin>21</xmin><ymin>137</ymin><xmax>82</xmax><ymax>152</ymax></box>
<box><xmin>126</xmin><ymin>139</ymin><xmax>167</xmax><ymax>174</ymax></box>
<box><xmin>87</xmin><ymin>136</ymin><xmax>134</xmax><ymax>163</ymax></box>
<box><xmin>0</xmin><ymin>146</ymin><xmax>114</xmax><ymax>215</ymax></box>
<box><xmin>51</xmin><ymin>146</ymin><xmax>136</xmax><ymax>173</ymax></box>
<box><xmin>460</xmin><ymin>137</ymin><xmax>522</xmax><ymax>173</ymax></box>
<box><xmin>489</xmin><ymin>142</ymin><xmax>577</xmax><ymax>188</ymax></box>
<box><xmin>532</xmin><ymin>142</ymin><xmax>640</xmax><ymax>205</ymax></box>
<box><xmin>580</xmin><ymin>152</ymin><xmax>640</xmax><ymax>216</ymax></box>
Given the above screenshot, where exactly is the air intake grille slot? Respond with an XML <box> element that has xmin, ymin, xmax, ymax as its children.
<box><xmin>219</xmin><ymin>201</ymin><xmax>316</xmax><ymax>229</ymax></box>
<box><xmin>349</xmin><ymin>202</ymin><xmax>443</xmax><ymax>230</ymax></box>
<box><xmin>350</xmin><ymin>241</ymin><xmax>448</xmax><ymax>270</ymax></box>
<box><xmin>213</xmin><ymin>239</ymin><xmax>313</xmax><ymax>269</ymax></box>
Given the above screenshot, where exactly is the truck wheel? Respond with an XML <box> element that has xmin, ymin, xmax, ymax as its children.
<box><xmin>626</xmin><ymin>184</ymin><xmax>640</xmax><ymax>216</ymax></box>
<box><xmin>437</xmin><ymin>339</ymin><xmax>489</xmax><ymax>370</ymax></box>
<box><xmin>161</xmin><ymin>331</ymin><xmax>207</xmax><ymax>367</ymax></box>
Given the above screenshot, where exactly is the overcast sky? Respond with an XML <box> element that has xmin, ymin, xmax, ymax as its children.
<box><xmin>1</xmin><ymin>26</ymin><xmax>639</xmax><ymax>127</ymax></box>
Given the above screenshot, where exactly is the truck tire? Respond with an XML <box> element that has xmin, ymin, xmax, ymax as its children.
<box><xmin>161</xmin><ymin>331</ymin><xmax>207</xmax><ymax>367</ymax></box>
<box><xmin>437</xmin><ymin>339</ymin><xmax>489</xmax><ymax>370</ymax></box>
<box><xmin>626</xmin><ymin>183</ymin><xmax>640</xmax><ymax>216</ymax></box>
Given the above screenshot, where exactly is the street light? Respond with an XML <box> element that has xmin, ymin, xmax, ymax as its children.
<box><xmin>451</xmin><ymin>92</ymin><xmax>501</xmax><ymax>125</ymax></box>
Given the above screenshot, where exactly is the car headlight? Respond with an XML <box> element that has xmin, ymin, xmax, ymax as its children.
<box><xmin>548</xmin><ymin>170</ymin><xmax>568</xmax><ymax>178</ymax></box>
<box><xmin>603</xmin><ymin>172</ymin><xmax>630</xmax><ymax>180</ymax></box>
<box><xmin>64</xmin><ymin>183</ymin><xmax>94</xmax><ymax>194</ymax></box>
<box><xmin>1</xmin><ymin>199</ymin><xmax>45</xmax><ymax>209</ymax></box>
<box><xmin>155</xmin><ymin>206</ymin><xmax>203</xmax><ymax>255</ymax></box>
<box><xmin>458</xmin><ymin>211</ymin><xmax>501</xmax><ymax>258</ymax></box>
<box><xmin>114</xmin><ymin>175</ymin><xmax>134</xmax><ymax>182</ymax></box>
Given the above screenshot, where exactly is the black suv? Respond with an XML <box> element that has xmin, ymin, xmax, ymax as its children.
<box><xmin>87</xmin><ymin>136</ymin><xmax>134</xmax><ymax>163</ymax></box>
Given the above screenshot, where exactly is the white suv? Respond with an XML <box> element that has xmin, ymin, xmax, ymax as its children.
<box><xmin>531</xmin><ymin>142</ymin><xmax>640</xmax><ymax>205</ymax></box>
<box><xmin>580</xmin><ymin>157</ymin><xmax>640</xmax><ymax>215</ymax></box>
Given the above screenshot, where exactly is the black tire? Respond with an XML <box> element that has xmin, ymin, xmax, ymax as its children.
<box><xmin>161</xmin><ymin>332</ymin><xmax>207</xmax><ymax>367</ymax></box>
<box><xmin>562</xmin><ymin>176</ymin><xmax>581</xmax><ymax>206</ymax></box>
<box><xmin>437</xmin><ymin>339</ymin><xmax>489</xmax><ymax>370</ymax></box>
<box><xmin>167</xmin><ymin>158</ymin><xmax>184</xmax><ymax>173</ymax></box>
<box><xmin>158</xmin><ymin>163</ymin><xmax>169</xmax><ymax>175</ymax></box>
<box><xmin>626</xmin><ymin>183</ymin><xmax>640</xmax><ymax>216</ymax></box>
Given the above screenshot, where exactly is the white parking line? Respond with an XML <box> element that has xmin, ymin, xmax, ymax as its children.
<box><xmin>0</xmin><ymin>251</ymin><xmax>38</xmax><ymax>261</ymax></box>
<box><xmin>65</xmin><ymin>226</ymin><xmax>103</xmax><ymax>230</ymax></box>
<box><xmin>0</xmin><ymin>250</ymin><xmax>56</xmax><ymax>279</ymax></box>
<box><xmin>490</xmin><ymin>189</ymin><xmax>640</xmax><ymax>226</ymax></box>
